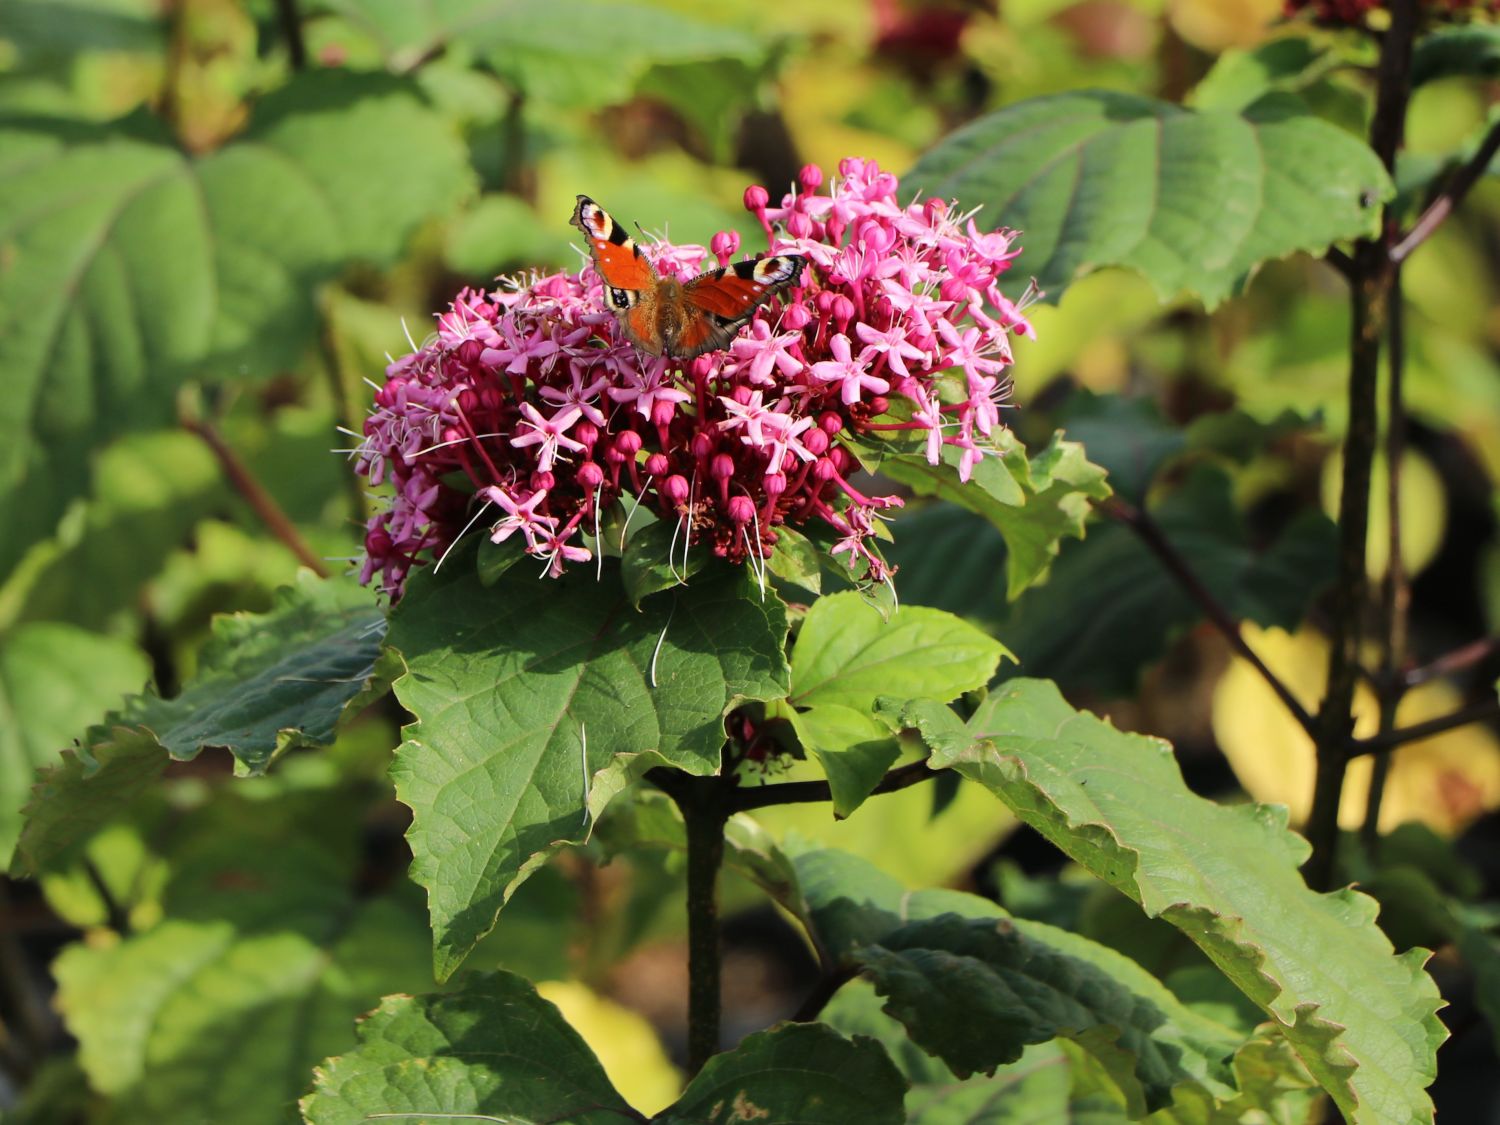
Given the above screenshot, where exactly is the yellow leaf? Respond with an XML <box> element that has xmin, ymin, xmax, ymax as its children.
<box><xmin>536</xmin><ymin>980</ymin><xmax>682</xmax><ymax>1115</ymax></box>
<box><xmin>1213</xmin><ymin>625</ymin><xmax>1500</xmax><ymax>834</ymax></box>
<box><xmin>1320</xmin><ymin>446</ymin><xmax>1447</xmax><ymax>581</ymax></box>
<box><xmin>1166</xmin><ymin>0</ymin><xmax>1280</xmax><ymax>50</ymax></box>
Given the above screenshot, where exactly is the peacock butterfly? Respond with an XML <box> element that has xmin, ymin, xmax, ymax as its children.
<box><xmin>570</xmin><ymin>194</ymin><xmax>806</xmax><ymax>360</ymax></box>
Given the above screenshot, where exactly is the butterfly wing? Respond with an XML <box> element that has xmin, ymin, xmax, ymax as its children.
<box><xmin>674</xmin><ymin>254</ymin><xmax>806</xmax><ymax>359</ymax></box>
<box><xmin>571</xmin><ymin>195</ymin><xmax>660</xmax><ymax>348</ymax></box>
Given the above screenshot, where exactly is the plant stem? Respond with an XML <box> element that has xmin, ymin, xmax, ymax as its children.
<box><xmin>1101</xmin><ymin>496</ymin><xmax>1317</xmax><ymax>737</ymax></box>
<box><xmin>727</xmin><ymin>759</ymin><xmax>936</xmax><ymax>812</ymax></box>
<box><xmin>1303</xmin><ymin>0</ymin><xmax>1418</xmax><ymax>892</ymax></box>
<box><xmin>1348</xmin><ymin>698</ymin><xmax>1500</xmax><ymax>757</ymax></box>
<box><xmin>654</xmin><ymin>770</ymin><xmax>729</xmax><ymax>1076</ymax></box>
<box><xmin>273</xmin><ymin>0</ymin><xmax>308</xmax><ymax>71</ymax></box>
<box><xmin>181</xmin><ymin>414</ymin><xmax>330</xmax><ymax>576</ymax></box>
<box><xmin>1391</xmin><ymin>115</ymin><xmax>1500</xmax><ymax>264</ymax></box>
<box><xmin>1406</xmin><ymin>636</ymin><xmax>1500</xmax><ymax>687</ymax></box>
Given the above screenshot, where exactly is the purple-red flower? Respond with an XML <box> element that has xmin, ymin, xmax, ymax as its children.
<box><xmin>355</xmin><ymin>158</ymin><xmax>1031</xmax><ymax>597</ymax></box>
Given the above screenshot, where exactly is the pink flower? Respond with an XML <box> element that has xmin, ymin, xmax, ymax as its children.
<box><xmin>509</xmin><ymin>402</ymin><xmax>585</xmax><ymax>473</ymax></box>
<box><xmin>810</xmin><ymin>334</ymin><xmax>891</xmax><ymax>406</ymax></box>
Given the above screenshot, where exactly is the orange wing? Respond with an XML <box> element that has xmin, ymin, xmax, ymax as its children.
<box><xmin>673</xmin><ymin>254</ymin><xmax>806</xmax><ymax>358</ymax></box>
<box><xmin>570</xmin><ymin>195</ymin><xmax>655</xmax><ymax>293</ymax></box>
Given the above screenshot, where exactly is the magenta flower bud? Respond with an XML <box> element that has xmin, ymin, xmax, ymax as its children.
<box><xmin>663</xmin><ymin>474</ymin><xmax>691</xmax><ymax>506</ymax></box>
<box><xmin>868</xmin><ymin>395</ymin><xmax>889</xmax><ymax>414</ymax></box>
<box><xmin>788</xmin><ymin>212</ymin><xmax>813</xmax><ymax>239</ymax></box>
<box><xmin>743</xmin><ymin>185</ymin><xmax>770</xmax><ymax>212</ymax></box>
<box><xmin>615</xmin><ymin>430</ymin><xmax>643</xmax><ymax>456</ymax></box>
<box><xmin>727</xmin><ymin>495</ymin><xmax>756</xmax><ymax>524</ymax></box>
<box><xmin>651</xmin><ymin>399</ymin><xmax>677</xmax><ymax>427</ymax></box>
<box><xmin>832</xmin><ymin>295</ymin><xmax>855</xmax><ymax>325</ymax></box>
<box><xmin>480</xmin><ymin>386</ymin><xmax>503</xmax><ymax>411</ymax></box>
<box><xmin>812</xmin><ymin>457</ymin><xmax>838</xmax><ymax>483</ymax></box>
<box><xmin>367</xmin><ymin>528</ymin><xmax>393</xmax><ymax>555</ymax></box>
<box><xmin>710</xmin><ymin>230</ymin><xmax>740</xmax><ymax>265</ymax></box>
<box><xmin>782</xmin><ymin>303</ymin><xmax>811</xmax><ymax>331</ymax></box>
<box><xmin>731</xmin><ymin>385</ymin><xmax>753</xmax><ymax>405</ymax></box>
<box><xmin>645</xmin><ymin>452</ymin><xmax>670</xmax><ymax>477</ymax></box>
<box><xmin>828</xmin><ymin>447</ymin><xmax>851</xmax><ymax>473</ymax></box>
<box><xmin>764</xmin><ymin>472</ymin><xmax>787</xmax><ymax>497</ymax></box>
<box><xmin>711</xmin><ymin>453</ymin><xmax>736</xmax><ymax>480</ymax></box>
<box><xmin>575</xmin><ymin>421</ymin><xmax>599</xmax><ymax>448</ymax></box>
<box><xmin>924</xmin><ymin>197</ymin><xmax>947</xmax><ymax>222</ymax></box>
<box><xmin>458</xmin><ymin>389</ymin><xmax>479</xmax><ymax>414</ymax></box>
<box><xmin>604</xmin><ymin>442</ymin><xmax>628</xmax><ymax>465</ymax></box>
<box><xmin>815</xmin><ymin>290</ymin><xmax>836</xmax><ymax>315</ymax></box>
<box><xmin>577</xmin><ymin>461</ymin><xmax>605</xmax><ymax>488</ymax></box>
<box><xmin>799</xmin><ymin>163</ymin><xmax>824</xmax><ymax>192</ymax></box>
<box><xmin>457</xmin><ymin>339</ymin><xmax>483</xmax><ymax>365</ymax></box>
<box><xmin>442</xmin><ymin>426</ymin><xmax>463</xmax><ymax>445</ymax></box>
<box><xmin>691</xmin><ymin>431</ymin><xmax>714</xmax><ymax>459</ymax></box>
<box><xmin>940</xmin><ymin>278</ymin><xmax>968</xmax><ymax>305</ymax></box>
<box><xmin>803</xmin><ymin>427</ymin><xmax>830</xmax><ymax>455</ymax></box>
<box><xmin>531</xmin><ymin>470</ymin><xmax>556</xmax><ymax>491</ymax></box>
<box><xmin>819</xmin><ymin>412</ymin><xmax>844</xmax><ymax>435</ymax></box>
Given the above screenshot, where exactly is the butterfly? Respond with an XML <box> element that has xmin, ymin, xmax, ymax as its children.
<box><xmin>571</xmin><ymin>195</ymin><xmax>806</xmax><ymax>360</ymax></box>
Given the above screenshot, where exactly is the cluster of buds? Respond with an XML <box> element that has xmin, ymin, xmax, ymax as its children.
<box><xmin>355</xmin><ymin>158</ymin><xmax>1033</xmax><ymax>598</ymax></box>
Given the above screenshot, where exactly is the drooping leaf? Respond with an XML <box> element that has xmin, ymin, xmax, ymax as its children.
<box><xmin>1055</xmin><ymin>392</ymin><xmax>1185</xmax><ymax>505</ymax></box>
<box><xmin>301</xmin><ymin>971</ymin><xmax>635</xmax><ymax>1124</ymax></box>
<box><xmin>906</xmin><ymin>89</ymin><xmax>1391</xmax><ymax>306</ymax></box>
<box><xmin>870</xmin><ymin>428</ymin><xmax>1111</xmax><ymax>598</ymax></box>
<box><xmin>56</xmin><ymin>785</ymin><xmax>433</xmax><ymax>1125</ymax></box>
<box><xmin>0</xmin><ymin>623</ymin><xmax>149</xmax><ymax>866</ymax></box>
<box><xmin>901</xmin><ymin>679</ymin><xmax>1447</xmax><ymax>1124</ymax></box>
<box><xmin>766</xmin><ymin>524</ymin><xmax>822</xmax><ymax>595</ymax></box>
<box><xmin>388</xmin><ymin>559</ymin><xmax>789</xmax><ymax>978</ymax></box>
<box><xmin>0</xmin><ymin>70</ymin><xmax>472</xmax><ymax>578</ymax></box>
<box><xmin>789</xmin><ymin>704</ymin><xmax>902</xmax><ymax>818</ymax></box>
<box><xmin>12</xmin><ymin>573</ymin><xmax>388</xmax><ymax>874</ymax></box>
<box><xmin>774</xmin><ymin>845</ymin><xmax>1242</xmax><ymax>1116</ymax></box>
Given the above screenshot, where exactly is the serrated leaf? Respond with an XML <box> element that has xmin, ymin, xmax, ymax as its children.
<box><xmin>621</xmin><ymin>517</ymin><xmax>705</xmax><ymax>606</ymax></box>
<box><xmin>388</xmin><ymin>560</ymin><xmax>789</xmax><ymax>979</ymax></box>
<box><xmin>301</xmin><ymin>971</ymin><xmax>634</xmax><ymax>1124</ymax></box>
<box><xmin>906</xmin><ymin>89</ymin><xmax>1391</xmax><ymax>306</ymax></box>
<box><xmin>904</xmin><ymin>679</ymin><xmax>1447</xmax><ymax>1124</ymax></box>
<box><xmin>0</xmin><ymin>623</ymin><xmax>149</xmax><ymax>866</ymax></box>
<box><xmin>778</xmin><ymin>846</ymin><xmax>1241</xmax><ymax>1116</ymax></box>
<box><xmin>767</xmin><ymin>524</ymin><xmax>822</xmax><ymax>594</ymax></box>
<box><xmin>655</xmin><ymin>1022</ymin><xmax>907</xmax><ymax>1125</ymax></box>
<box><xmin>789</xmin><ymin>704</ymin><xmax>901</xmax><ymax>818</ymax></box>
<box><xmin>57</xmin><ymin>785</ymin><xmax>433</xmax><ymax>1125</ymax></box>
<box><xmin>874</xmin><ymin>429</ymin><xmax>1111</xmax><ymax>598</ymax></box>
<box><xmin>1412</xmin><ymin>24</ymin><xmax>1500</xmax><ymax>86</ymax></box>
<box><xmin>0</xmin><ymin>70</ymin><xmax>473</xmax><ymax>578</ymax></box>
<box><xmin>12</xmin><ymin>574</ymin><xmax>387</xmax><ymax>874</ymax></box>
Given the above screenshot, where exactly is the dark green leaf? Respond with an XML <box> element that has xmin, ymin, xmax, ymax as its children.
<box><xmin>906</xmin><ymin>89</ymin><xmax>1390</xmax><ymax>306</ymax></box>
<box><xmin>1187</xmin><ymin>38</ymin><xmax>1334</xmax><ymax>112</ymax></box>
<box><xmin>906</xmin><ymin>679</ymin><xmax>1447</xmax><ymax>1123</ymax></box>
<box><xmin>621</xmin><ymin>517</ymin><xmax>706</xmax><ymax>606</ymax></box>
<box><xmin>1056</xmin><ymin>391</ymin><xmax>1184</xmax><ymax>504</ymax></box>
<box><xmin>766</xmin><ymin>524</ymin><xmax>822</xmax><ymax>595</ymax></box>
<box><xmin>1412</xmin><ymin>24</ymin><xmax>1500</xmax><ymax>86</ymax></box>
<box><xmin>388</xmin><ymin>559</ymin><xmax>789</xmax><ymax>978</ymax></box>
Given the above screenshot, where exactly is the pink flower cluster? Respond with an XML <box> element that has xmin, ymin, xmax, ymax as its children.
<box><xmin>355</xmin><ymin>158</ymin><xmax>1031</xmax><ymax>598</ymax></box>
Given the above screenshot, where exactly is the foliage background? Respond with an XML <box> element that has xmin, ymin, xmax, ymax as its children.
<box><xmin>2</xmin><ymin>0</ymin><xmax>1499</xmax><ymax>1121</ymax></box>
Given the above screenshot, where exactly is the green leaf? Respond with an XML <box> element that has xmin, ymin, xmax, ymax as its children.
<box><xmin>1056</xmin><ymin>392</ymin><xmax>1184</xmax><ymax>505</ymax></box>
<box><xmin>0</xmin><ymin>623</ymin><xmax>148</xmax><ymax>866</ymax></box>
<box><xmin>0</xmin><ymin>71</ymin><xmax>473</xmax><ymax>578</ymax></box>
<box><xmin>823</xmin><ymin>981</ymin><xmax>1078</xmax><ymax>1124</ymax></box>
<box><xmin>767</xmin><ymin>524</ymin><xmax>822</xmax><ymax>594</ymax></box>
<box><xmin>778</xmin><ymin>846</ymin><xmax>1241</xmax><ymax>1116</ymax></box>
<box><xmin>906</xmin><ymin>89</ymin><xmax>1391</xmax><ymax>306</ymax></box>
<box><xmin>655</xmin><ymin>1022</ymin><xmax>907</xmax><ymax>1125</ymax></box>
<box><xmin>790</xmin><ymin>590</ymin><xmax>1008</xmax><ymax>710</ymax></box>
<box><xmin>57</xmin><ymin>784</ymin><xmax>433</xmax><ymax>1125</ymax></box>
<box><xmin>789</xmin><ymin>704</ymin><xmax>901</xmax><ymax>818</ymax></box>
<box><xmin>1412</xmin><ymin>24</ymin><xmax>1500</xmax><ymax>86</ymax></box>
<box><xmin>906</xmin><ymin>679</ymin><xmax>1447</xmax><ymax>1124</ymax></box>
<box><xmin>1187</xmin><ymin>37</ymin><xmax>1335</xmax><ymax>112</ymax></box>
<box><xmin>873</xmin><ymin>429</ymin><xmax>1111</xmax><ymax>597</ymax></box>
<box><xmin>301</xmin><ymin>971</ymin><xmax>634</xmax><ymax>1124</ymax></box>
<box><xmin>621</xmin><ymin>516</ymin><xmax>706</xmax><ymax>606</ymax></box>
<box><xmin>12</xmin><ymin>574</ymin><xmax>388</xmax><ymax>874</ymax></box>
<box><xmin>389</xmin><ymin>559</ymin><xmax>790</xmax><ymax>978</ymax></box>
<box><xmin>992</xmin><ymin>468</ymin><xmax>1336</xmax><ymax>695</ymax></box>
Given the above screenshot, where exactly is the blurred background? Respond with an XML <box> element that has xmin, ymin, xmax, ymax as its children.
<box><xmin>2</xmin><ymin>0</ymin><xmax>1500</xmax><ymax>1120</ymax></box>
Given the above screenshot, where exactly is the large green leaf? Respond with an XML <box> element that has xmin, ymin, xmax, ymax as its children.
<box><xmin>871</xmin><ymin>428</ymin><xmax>1111</xmax><ymax>598</ymax></box>
<box><xmin>1186</xmin><ymin>37</ymin><xmax>1336</xmax><ymax>112</ymax></box>
<box><xmin>388</xmin><ymin>559</ymin><xmax>790</xmax><ymax>979</ymax></box>
<box><xmin>304</xmin><ymin>971</ymin><xmax>906</xmax><ymax>1124</ymax></box>
<box><xmin>0</xmin><ymin>70</ymin><xmax>472</xmax><ymax>577</ymax></box>
<box><xmin>899</xmin><ymin>680</ymin><xmax>1447</xmax><ymax>1124</ymax></box>
<box><xmin>56</xmin><ymin>784</ymin><xmax>433</xmax><ymax>1125</ymax></box>
<box><xmin>12</xmin><ymin>573</ymin><xmax>388</xmax><ymax>874</ymax></box>
<box><xmin>1411</xmin><ymin>24</ymin><xmax>1500</xmax><ymax>86</ymax></box>
<box><xmin>0</xmin><ymin>623</ymin><xmax>148</xmax><ymax>866</ymax></box>
<box><xmin>906</xmin><ymin>90</ymin><xmax>1390</xmax><ymax>306</ymax></box>
<box><xmin>778</xmin><ymin>846</ymin><xmax>1242</xmax><ymax>1116</ymax></box>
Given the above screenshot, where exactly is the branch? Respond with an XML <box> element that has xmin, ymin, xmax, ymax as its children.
<box><xmin>273</xmin><ymin>0</ymin><xmax>308</xmax><ymax>71</ymax></box>
<box><xmin>1348</xmin><ymin>698</ymin><xmax>1500</xmax><ymax>758</ymax></box>
<box><xmin>181</xmin><ymin>414</ymin><xmax>330</xmax><ymax>576</ymax></box>
<box><xmin>726</xmin><ymin>759</ymin><xmax>937</xmax><ymax>813</ymax></box>
<box><xmin>1325</xmin><ymin>245</ymin><xmax>1357</xmax><ymax>281</ymax></box>
<box><xmin>1391</xmin><ymin>115</ymin><xmax>1500</xmax><ymax>264</ymax></box>
<box><xmin>1099</xmin><ymin>496</ymin><xmax>1317</xmax><ymax>737</ymax></box>
<box><xmin>1406</xmin><ymin>635</ymin><xmax>1500</xmax><ymax>687</ymax></box>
